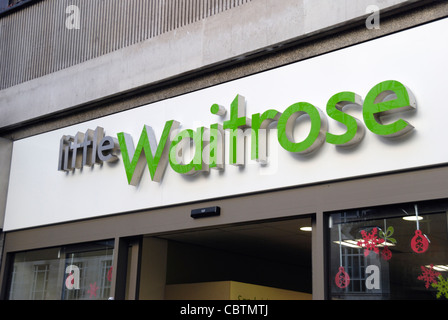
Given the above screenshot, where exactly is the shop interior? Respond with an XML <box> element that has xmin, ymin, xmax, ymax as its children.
<box><xmin>146</xmin><ymin>216</ymin><xmax>313</xmax><ymax>300</ymax></box>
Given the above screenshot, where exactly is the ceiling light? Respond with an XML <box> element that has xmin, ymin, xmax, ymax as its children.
<box><xmin>402</xmin><ymin>216</ymin><xmax>423</xmax><ymax>221</ymax></box>
<box><xmin>333</xmin><ymin>239</ymin><xmax>396</xmax><ymax>249</ymax></box>
<box><xmin>427</xmin><ymin>265</ymin><xmax>448</xmax><ymax>272</ymax></box>
<box><xmin>333</xmin><ymin>240</ymin><xmax>362</xmax><ymax>249</ymax></box>
<box><xmin>300</xmin><ymin>226</ymin><xmax>312</xmax><ymax>232</ymax></box>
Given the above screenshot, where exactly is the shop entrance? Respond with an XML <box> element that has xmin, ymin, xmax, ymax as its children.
<box><xmin>139</xmin><ymin>216</ymin><xmax>313</xmax><ymax>300</ymax></box>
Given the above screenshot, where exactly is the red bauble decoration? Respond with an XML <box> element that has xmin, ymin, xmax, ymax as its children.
<box><xmin>335</xmin><ymin>266</ymin><xmax>350</xmax><ymax>289</ymax></box>
<box><xmin>411</xmin><ymin>230</ymin><xmax>429</xmax><ymax>253</ymax></box>
<box><xmin>381</xmin><ymin>246</ymin><xmax>392</xmax><ymax>261</ymax></box>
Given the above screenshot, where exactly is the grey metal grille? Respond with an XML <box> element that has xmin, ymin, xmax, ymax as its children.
<box><xmin>0</xmin><ymin>0</ymin><xmax>252</xmax><ymax>90</ymax></box>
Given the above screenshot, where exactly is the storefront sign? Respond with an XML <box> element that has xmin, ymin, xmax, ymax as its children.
<box><xmin>5</xmin><ymin>18</ymin><xmax>448</xmax><ymax>231</ymax></box>
<box><xmin>58</xmin><ymin>80</ymin><xmax>416</xmax><ymax>186</ymax></box>
<box><xmin>58</xmin><ymin>126</ymin><xmax>119</xmax><ymax>172</ymax></box>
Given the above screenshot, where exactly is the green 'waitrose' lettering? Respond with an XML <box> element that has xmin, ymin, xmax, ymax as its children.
<box><xmin>117</xmin><ymin>121</ymin><xmax>180</xmax><ymax>185</ymax></box>
<box><xmin>62</xmin><ymin>80</ymin><xmax>416</xmax><ymax>185</ymax></box>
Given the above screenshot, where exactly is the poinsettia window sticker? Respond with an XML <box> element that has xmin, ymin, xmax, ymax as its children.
<box><xmin>418</xmin><ymin>265</ymin><xmax>448</xmax><ymax>299</ymax></box>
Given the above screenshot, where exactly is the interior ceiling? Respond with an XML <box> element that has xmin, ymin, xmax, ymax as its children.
<box><xmin>157</xmin><ymin>217</ymin><xmax>313</xmax><ymax>265</ymax></box>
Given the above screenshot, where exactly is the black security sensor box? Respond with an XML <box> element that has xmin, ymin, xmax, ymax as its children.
<box><xmin>191</xmin><ymin>206</ymin><xmax>220</xmax><ymax>219</ymax></box>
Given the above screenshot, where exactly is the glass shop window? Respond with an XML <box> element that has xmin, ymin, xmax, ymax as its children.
<box><xmin>7</xmin><ymin>240</ymin><xmax>114</xmax><ymax>300</ymax></box>
<box><xmin>328</xmin><ymin>200</ymin><xmax>448</xmax><ymax>300</ymax></box>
